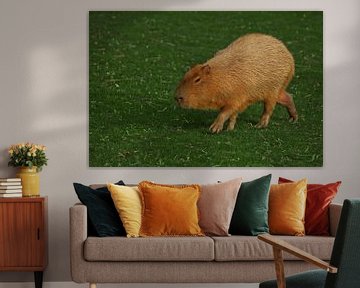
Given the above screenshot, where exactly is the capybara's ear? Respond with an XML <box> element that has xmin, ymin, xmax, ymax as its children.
<box><xmin>201</xmin><ymin>64</ymin><xmax>211</xmax><ymax>74</ymax></box>
<box><xmin>190</xmin><ymin>64</ymin><xmax>202</xmax><ymax>70</ymax></box>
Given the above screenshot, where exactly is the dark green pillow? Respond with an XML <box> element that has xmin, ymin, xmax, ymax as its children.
<box><xmin>229</xmin><ymin>174</ymin><xmax>271</xmax><ymax>236</ymax></box>
<box><xmin>73</xmin><ymin>181</ymin><xmax>126</xmax><ymax>237</ymax></box>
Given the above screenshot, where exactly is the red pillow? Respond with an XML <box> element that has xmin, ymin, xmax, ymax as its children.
<box><xmin>278</xmin><ymin>177</ymin><xmax>341</xmax><ymax>236</ymax></box>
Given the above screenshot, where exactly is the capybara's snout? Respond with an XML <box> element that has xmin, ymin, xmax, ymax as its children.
<box><xmin>175</xmin><ymin>95</ymin><xmax>184</xmax><ymax>105</ymax></box>
<box><xmin>174</xmin><ymin>87</ymin><xmax>185</xmax><ymax>106</ymax></box>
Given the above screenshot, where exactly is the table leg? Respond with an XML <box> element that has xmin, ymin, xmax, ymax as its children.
<box><xmin>34</xmin><ymin>271</ymin><xmax>43</xmax><ymax>288</ymax></box>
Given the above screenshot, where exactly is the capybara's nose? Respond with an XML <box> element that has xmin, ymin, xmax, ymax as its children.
<box><xmin>175</xmin><ymin>95</ymin><xmax>183</xmax><ymax>104</ymax></box>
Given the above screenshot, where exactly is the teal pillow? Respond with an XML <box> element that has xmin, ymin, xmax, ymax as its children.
<box><xmin>229</xmin><ymin>174</ymin><xmax>271</xmax><ymax>236</ymax></box>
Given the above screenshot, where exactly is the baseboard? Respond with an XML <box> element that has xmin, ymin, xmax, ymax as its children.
<box><xmin>0</xmin><ymin>282</ymin><xmax>259</xmax><ymax>288</ymax></box>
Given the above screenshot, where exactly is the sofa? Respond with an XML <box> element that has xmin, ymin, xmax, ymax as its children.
<box><xmin>70</xmin><ymin>201</ymin><xmax>342</xmax><ymax>287</ymax></box>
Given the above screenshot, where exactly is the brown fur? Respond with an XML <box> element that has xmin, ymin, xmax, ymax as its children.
<box><xmin>175</xmin><ymin>33</ymin><xmax>298</xmax><ymax>133</ymax></box>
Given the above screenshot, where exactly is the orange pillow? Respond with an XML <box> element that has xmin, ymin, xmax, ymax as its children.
<box><xmin>269</xmin><ymin>179</ymin><xmax>307</xmax><ymax>236</ymax></box>
<box><xmin>138</xmin><ymin>181</ymin><xmax>204</xmax><ymax>237</ymax></box>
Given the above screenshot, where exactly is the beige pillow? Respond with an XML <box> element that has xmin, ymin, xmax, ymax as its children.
<box><xmin>198</xmin><ymin>178</ymin><xmax>242</xmax><ymax>236</ymax></box>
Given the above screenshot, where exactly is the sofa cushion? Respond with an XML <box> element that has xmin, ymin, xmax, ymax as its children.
<box><xmin>84</xmin><ymin>236</ymin><xmax>214</xmax><ymax>261</ymax></box>
<box><xmin>212</xmin><ymin>236</ymin><xmax>334</xmax><ymax>261</ymax></box>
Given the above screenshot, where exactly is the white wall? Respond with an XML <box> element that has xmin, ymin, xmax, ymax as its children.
<box><xmin>0</xmin><ymin>0</ymin><xmax>359</xmax><ymax>283</ymax></box>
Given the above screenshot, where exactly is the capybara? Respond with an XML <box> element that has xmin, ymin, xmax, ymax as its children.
<box><xmin>175</xmin><ymin>33</ymin><xmax>298</xmax><ymax>133</ymax></box>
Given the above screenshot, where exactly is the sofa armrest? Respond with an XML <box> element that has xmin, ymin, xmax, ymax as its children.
<box><xmin>69</xmin><ymin>203</ymin><xmax>88</xmax><ymax>283</ymax></box>
<box><xmin>329</xmin><ymin>203</ymin><xmax>342</xmax><ymax>237</ymax></box>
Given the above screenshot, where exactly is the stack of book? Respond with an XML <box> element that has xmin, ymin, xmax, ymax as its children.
<box><xmin>0</xmin><ymin>178</ymin><xmax>22</xmax><ymax>197</ymax></box>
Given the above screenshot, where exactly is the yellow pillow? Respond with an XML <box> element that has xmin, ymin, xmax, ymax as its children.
<box><xmin>107</xmin><ymin>183</ymin><xmax>142</xmax><ymax>238</ymax></box>
<box><xmin>138</xmin><ymin>181</ymin><xmax>204</xmax><ymax>237</ymax></box>
<box><xmin>269</xmin><ymin>179</ymin><xmax>307</xmax><ymax>236</ymax></box>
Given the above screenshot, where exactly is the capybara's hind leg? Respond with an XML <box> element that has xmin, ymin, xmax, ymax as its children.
<box><xmin>277</xmin><ymin>90</ymin><xmax>298</xmax><ymax>122</ymax></box>
<box><xmin>210</xmin><ymin>107</ymin><xmax>236</xmax><ymax>133</ymax></box>
<box><xmin>227</xmin><ymin>112</ymin><xmax>238</xmax><ymax>131</ymax></box>
<box><xmin>256</xmin><ymin>99</ymin><xmax>276</xmax><ymax>128</ymax></box>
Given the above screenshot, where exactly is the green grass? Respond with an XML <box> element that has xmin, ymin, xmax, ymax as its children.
<box><xmin>89</xmin><ymin>11</ymin><xmax>323</xmax><ymax>167</ymax></box>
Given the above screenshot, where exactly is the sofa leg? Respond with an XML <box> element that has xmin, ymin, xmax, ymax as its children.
<box><xmin>89</xmin><ymin>283</ymin><xmax>96</xmax><ymax>288</ymax></box>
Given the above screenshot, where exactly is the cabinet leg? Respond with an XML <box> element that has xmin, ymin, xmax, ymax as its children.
<box><xmin>34</xmin><ymin>271</ymin><xmax>43</xmax><ymax>288</ymax></box>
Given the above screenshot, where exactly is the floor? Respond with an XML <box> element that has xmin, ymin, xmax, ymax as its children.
<box><xmin>0</xmin><ymin>283</ymin><xmax>259</xmax><ymax>288</ymax></box>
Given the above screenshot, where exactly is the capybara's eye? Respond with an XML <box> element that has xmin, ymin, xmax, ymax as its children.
<box><xmin>194</xmin><ymin>77</ymin><xmax>201</xmax><ymax>84</ymax></box>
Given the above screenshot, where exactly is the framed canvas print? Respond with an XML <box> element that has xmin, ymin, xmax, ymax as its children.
<box><xmin>89</xmin><ymin>11</ymin><xmax>323</xmax><ymax>167</ymax></box>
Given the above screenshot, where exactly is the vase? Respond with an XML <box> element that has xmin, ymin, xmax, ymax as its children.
<box><xmin>16</xmin><ymin>166</ymin><xmax>40</xmax><ymax>197</ymax></box>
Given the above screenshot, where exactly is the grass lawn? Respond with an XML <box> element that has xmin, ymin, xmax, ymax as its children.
<box><xmin>89</xmin><ymin>11</ymin><xmax>323</xmax><ymax>167</ymax></box>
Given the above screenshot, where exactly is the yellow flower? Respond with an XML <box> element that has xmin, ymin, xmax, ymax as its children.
<box><xmin>8</xmin><ymin>142</ymin><xmax>48</xmax><ymax>169</ymax></box>
<box><xmin>38</xmin><ymin>145</ymin><xmax>46</xmax><ymax>151</ymax></box>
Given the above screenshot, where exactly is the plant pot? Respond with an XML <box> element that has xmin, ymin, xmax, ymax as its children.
<box><xmin>16</xmin><ymin>167</ymin><xmax>40</xmax><ymax>197</ymax></box>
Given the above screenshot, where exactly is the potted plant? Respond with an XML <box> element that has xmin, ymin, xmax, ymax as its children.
<box><xmin>8</xmin><ymin>142</ymin><xmax>48</xmax><ymax>197</ymax></box>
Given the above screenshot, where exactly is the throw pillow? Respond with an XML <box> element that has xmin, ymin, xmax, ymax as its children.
<box><xmin>279</xmin><ymin>177</ymin><xmax>341</xmax><ymax>236</ymax></box>
<box><xmin>229</xmin><ymin>174</ymin><xmax>272</xmax><ymax>236</ymax></box>
<box><xmin>269</xmin><ymin>178</ymin><xmax>307</xmax><ymax>236</ymax></box>
<box><xmin>107</xmin><ymin>183</ymin><xmax>142</xmax><ymax>238</ymax></box>
<box><xmin>198</xmin><ymin>178</ymin><xmax>242</xmax><ymax>236</ymax></box>
<box><xmin>73</xmin><ymin>181</ymin><xmax>126</xmax><ymax>237</ymax></box>
<box><xmin>139</xmin><ymin>181</ymin><xmax>203</xmax><ymax>237</ymax></box>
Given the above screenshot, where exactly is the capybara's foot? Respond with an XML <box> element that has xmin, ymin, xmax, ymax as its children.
<box><xmin>226</xmin><ymin>125</ymin><xmax>235</xmax><ymax>131</ymax></box>
<box><xmin>210</xmin><ymin>121</ymin><xmax>224</xmax><ymax>133</ymax></box>
<box><xmin>255</xmin><ymin>120</ymin><xmax>269</xmax><ymax>129</ymax></box>
<box><xmin>289</xmin><ymin>114</ymin><xmax>298</xmax><ymax>123</ymax></box>
<box><xmin>210</xmin><ymin>108</ymin><xmax>235</xmax><ymax>133</ymax></box>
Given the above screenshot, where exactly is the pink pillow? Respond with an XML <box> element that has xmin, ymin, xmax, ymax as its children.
<box><xmin>198</xmin><ymin>178</ymin><xmax>242</xmax><ymax>236</ymax></box>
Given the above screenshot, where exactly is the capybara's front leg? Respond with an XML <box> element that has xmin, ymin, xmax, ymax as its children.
<box><xmin>256</xmin><ymin>99</ymin><xmax>276</xmax><ymax>128</ymax></box>
<box><xmin>227</xmin><ymin>112</ymin><xmax>238</xmax><ymax>131</ymax></box>
<box><xmin>210</xmin><ymin>107</ymin><xmax>235</xmax><ymax>133</ymax></box>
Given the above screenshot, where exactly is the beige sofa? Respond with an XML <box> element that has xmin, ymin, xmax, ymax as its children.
<box><xmin>70</xmin><ymin>202</ymin><xmax>342</xmax><ymax>288</ymax></box>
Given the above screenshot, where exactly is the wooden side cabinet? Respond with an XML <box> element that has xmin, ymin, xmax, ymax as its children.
<box><xmin>0</xmin><ymin>197</ymin><xmax>47</xmax><ymax>288</ymax></box>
